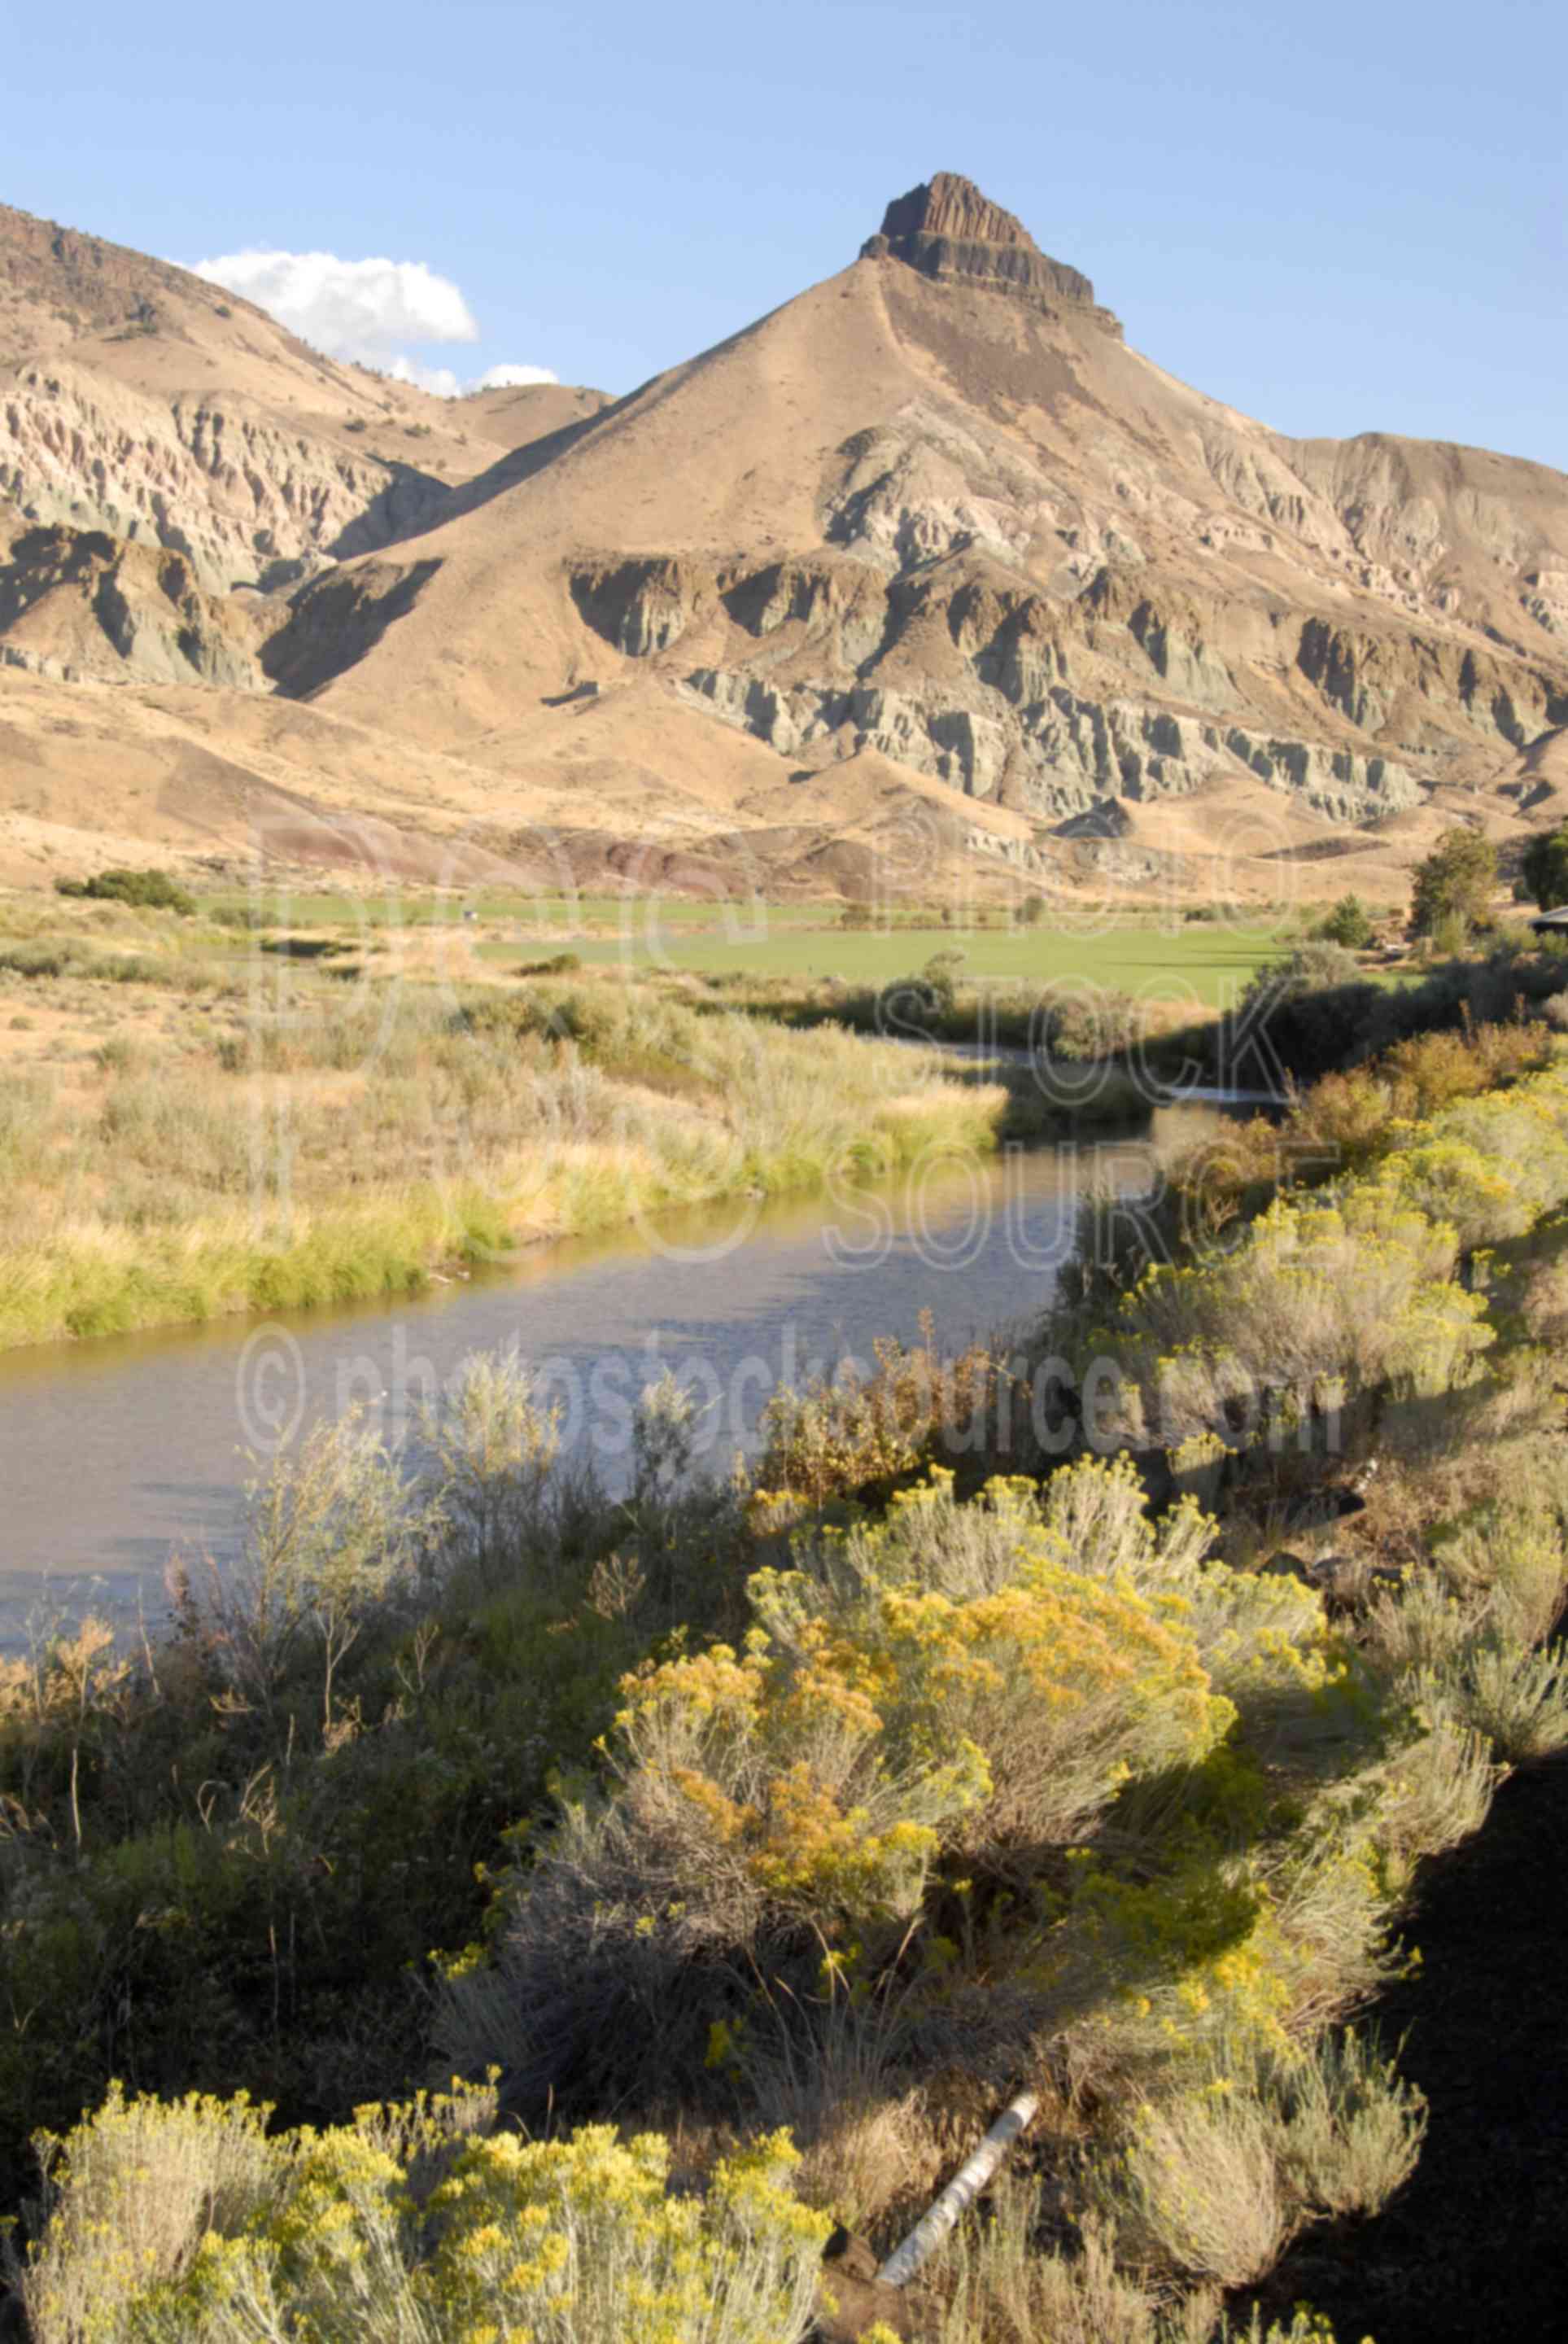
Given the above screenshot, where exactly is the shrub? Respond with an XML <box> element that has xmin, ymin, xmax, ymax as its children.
<box><xmin>754</xmin><ymin>1318</ymin><xmax>1001</xmax><ymax>1513</ymax></box>
<box><xmin>0</xmin><ymin>942</ymin><xmax>72</xmax><ymax>980</ymax></box>
<box><xmin>877</xmin><ymin>951</ymin><xmax>965</xmax><ymax>1034</ymax></box>
<box><xmin>1042</xmin><ymin>984</ymin><xmax>1147</xmax><ymax>1061</ymax></box>
<box><xmin>515</xmin><ymin>949</ymin><xmax>583</xmax><ymax>974</ymax></box>
<box><xmin>438</xmin><ymin>1465</ymin><xmax>1233</xmax><ymax>2106</ymax></box>
<box><xmin>13</xmin><ymin>2083</ymin><xmax>276</xmax><ymax>2343</ymax></box>
<box><xmin>1415</xmin><ymin>1638</ymin><xmax>1568</xmax><ymax>1764</ymax></box>
<box><xmin>415</xmin><ymin>1342</ymin><xmax>565</xmax><ymax>1589</ymax></box>
<box><xmin>1243</xmin><ymin>942</ymin><xmax>1363</xmax><ymax>1004</ymax></box>
<box><xmin>13</xmin><ymin>2089</ymin><xmax>829</xmax><ymax>2344</ymax></box>
<box><xmin>1090</xmin><ymin>2031</ymin><xmax>1424</xmax><ymax>2285</ymax></box>
<box><xmin>1367</xmin><ymin>1723</ymin><xmax>1500</xmax><ymax>1872</ymax></box>
<box><xmin>55</xmin><ymin>867</ymin><xmax>196</xmax><ymax>916</ymax></box>
<box><xmin>1430</xmin><ymin>1493</ymin><xmax>1568</xmax><ymax>1645</ymax></box>
<box><xmin>1227</xmin><ymin>947</ymin><xmax>1379</xmax><ymax>1086</ymax></box>
<box><xmin>1094</xmin><ymin>2076</ymin><xmax>1287</xmax><ymax>2285</ymax></box>
<box><xmin>179</xmin><ymin>1408</ymin><xmax>439</xmax><ymax>1732</ymax></box>
<box><xmin>1266</xmin><ymin>2028</ymin><xmax>1427</xmax><ymax>2219</ymax></box>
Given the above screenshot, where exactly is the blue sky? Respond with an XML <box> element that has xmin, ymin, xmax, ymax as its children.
<box><xmin>7</xmin><ymin>0</ymin><xmax>1565</xmax><ymax>466</ymax></box>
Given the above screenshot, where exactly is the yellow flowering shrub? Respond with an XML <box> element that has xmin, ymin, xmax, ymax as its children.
<box><xmin>424</xmin><ymin>2124</ymin><xmax>828</xmax><ymax>2344</ymax></box>
<box><xmin>1082</xmin><ymin>1064</ymin><xmax>1568</xmax><ymax>1454</ymax></box>
<box><xmin>15</xmin><ymin>2082</ymin><xmax>276</xmax><ymax>2343</ymax></box>
<box><xmin>435</xmin><ymin>1464</ymin><xmax>1241</xmax><ymax>2102</ymax></box>
<box><xmin>598</xmin><ymin>1463</ymin><xmax>1237</xmax><ymax>1933</ymax></box>
<box><xmin>16</xmin><ymin>2092</ymin><xmax>828</xmax><ymax>2344</ymax></box>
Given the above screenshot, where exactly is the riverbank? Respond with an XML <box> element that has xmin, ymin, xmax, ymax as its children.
<box><xmin>0</xmin><ymin>1104</ymin><xmax>1241</xmax><ymax>1617</ymax></box>
<box><xmin>0</xmin><ymin>952</ymin><xmax>1024</xmax><ymax>1351</ymax></box>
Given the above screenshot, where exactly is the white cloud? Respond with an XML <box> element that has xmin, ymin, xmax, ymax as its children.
<box><xmin>472</xmin><ymin>362</ymin><xmax>559</xmax><ymax>391</ymax></box>
<box><xmin>387</xmin><ymin>355</ymin><xmax>464</xmax><ymax>397</ymax></box>
<box><xmin>191</xmin><ymin>247</ymin><xmax>555</xmax><ymax>399</ymax></box>
<box><xmin>194</xmin><ymin>248</ymin><xmax>478</xmax><ymax>357</ymax></box>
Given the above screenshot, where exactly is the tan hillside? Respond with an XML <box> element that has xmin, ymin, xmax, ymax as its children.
<box><xmin>2</xmin><ymin>175</ymin><xmax>1566</xmax><ymax>903</ymax></box>
<box><xmin>0</xmin><ymin>202</ymin><xmax>606</xmax><ymax>602</ymax></box>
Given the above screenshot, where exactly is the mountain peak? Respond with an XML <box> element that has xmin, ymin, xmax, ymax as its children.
<box><xmin>860</xmin><ymin>172</ymin><xmax>1119</xmax><ymax>334</ymax></box>
<box><xmin>878</xmin><ymin>172</ymin><xmax>1035</xmax><ymax>250</ymax></box>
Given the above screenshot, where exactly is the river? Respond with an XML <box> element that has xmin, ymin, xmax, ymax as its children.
<box><xmin>0</xmin><ymin>1102</ymin><xmax>1243</xmax><ymax>1642</ymax></box>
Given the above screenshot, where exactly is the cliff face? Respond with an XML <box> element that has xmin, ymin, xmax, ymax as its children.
<box><xmin>0</xmin><ymin>504</ymin><xmax>268</xmax><ymax>686</ymax></box>
<box><xmin>2</xmin><ymin>176</ymin><xmax>1567</xmax><ymax>899</ymax></box>
<box><xmin>0</xmin><ymin>365</ymin><xmax>453</xmax><ymax>595</ymax></box>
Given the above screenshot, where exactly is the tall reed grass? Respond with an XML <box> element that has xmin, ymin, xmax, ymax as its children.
<box><xmin>0</xmin><ymin>970</ymin><xmax>1011</xmax><ymax>1349</ymax></box>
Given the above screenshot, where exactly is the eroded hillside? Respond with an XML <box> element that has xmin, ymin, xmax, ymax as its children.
<box><xmin>2</xmin><ymin>176</ymin><xmax>1566</xmax><ymax>899</ymax></box>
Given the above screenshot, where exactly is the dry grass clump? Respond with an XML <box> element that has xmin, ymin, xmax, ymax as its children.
<box><xmin>747</xmin><ymin>1996</ymin><xmax>948</xmax><ymax>2234</ymax></box>
<box><xmin>930</xmin><ymin>2185</ymin><xmax>1345</xmax><ymax>2344</ymax></box>
<box><xmin>1089</xmin><ymin>2032</ymin><xmax>1424</xmax><ymax>2288</ymax></box>
<box><xmin>935</xmin><ymin>2194</ymin><xmax>1178</xmax><ymax>2344</ymax></box>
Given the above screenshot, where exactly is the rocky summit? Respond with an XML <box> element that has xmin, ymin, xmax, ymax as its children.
<box><xmin>1</xmin><ymin>176</ymin><xmax>1565</xmax><ymax>899</ymax></box>
<box><xmin>862</xmin><ymin>172</ymin><xmax>1118</xmax><ymax>327</ymax></box>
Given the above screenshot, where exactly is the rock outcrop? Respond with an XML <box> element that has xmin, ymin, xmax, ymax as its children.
<box><xmin>0</xmin><ymin>504</ymin><xmax>268</xmax><ymax>685</ymax></box>
<box><xmin>862</xmin><ymin>172</ymin><xmax>1124</xmax><ymax>335</ymax></box>
<box><xmin>571</xmin><ymin>549</ymin><xmax>1453</xmax><ymax>827</ymax></box>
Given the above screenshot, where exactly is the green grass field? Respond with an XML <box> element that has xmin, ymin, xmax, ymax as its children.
<box><xmin>197</xmin><ymin>884</ymin><xmax>1300</xmax><ymax>1008</ymax></box>
<box><xmin>482</xmin><ymin>921</ymin><xmax>1296</xmax><ymax>1008</ymax></box>
<box><xmin>204</xmin><ymin>890</ymin><xmax>837</xmax><ymax>933</ymax></box>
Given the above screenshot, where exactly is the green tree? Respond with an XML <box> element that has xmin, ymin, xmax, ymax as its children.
<box><xmin>1521</xmin><ymin>824</ymin><xmax>1568</xmax><ymax>913</ymax></box>
<box><xmin>1410</xmin><ymin>828</ymin><xmax>1497</xmax><ymax>940</ymax></box>
<box><xmin>1314</xmin><ymin>894</ymin><xmax>1376</xmax><ymax>950</ymax></box>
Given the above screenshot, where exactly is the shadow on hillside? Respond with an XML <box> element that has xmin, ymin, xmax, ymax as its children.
<box><xmin>1233</xmin><ymin>1748</ymin><xmax>1568</xmax><ymax>2344</ymax></box>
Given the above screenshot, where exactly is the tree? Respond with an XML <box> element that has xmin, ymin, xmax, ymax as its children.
<box><xmin>1313</xmin><ymin>894</ymin><xmax>1375</xmax><ymax>950</ymax></box>
<box><xmin>1410</xmin><ymin>828</ymin><xmax>1497</xmax><ymax>939</ymax></box>
<box><xmin>1521</xmin><ymin>825</ymin><xmax>1568</xmax><ymax>913</ymax></box>
<box><xmin>1018</xmin><ymin>892</ymin><xmax>1047</xmax><ymax>929</ymax></box>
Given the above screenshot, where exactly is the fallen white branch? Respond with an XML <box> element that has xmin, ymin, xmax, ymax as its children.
<box><xmin>875</xmin><ymin>2088</ymin><xmax>1040</xmax><ymax>2289</ymax></box>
